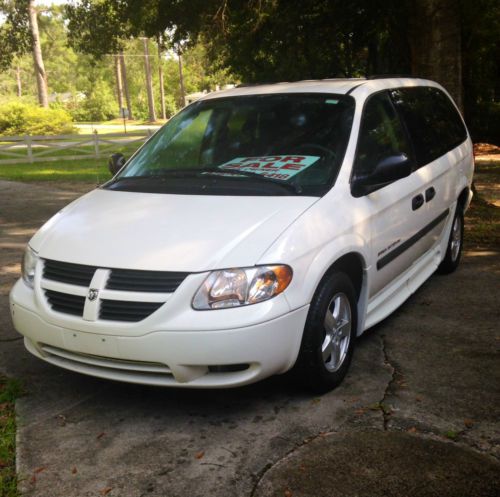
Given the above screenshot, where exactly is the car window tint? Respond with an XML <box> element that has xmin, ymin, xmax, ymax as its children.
<box><xmin>354</xmin><ymin>91</ymin><xmax>412</xmax><ymax>177</ymax></box>
<box><xmin>390</xmin><ymin>87</ymin><xmax>467</xmax><ymax>167</ymax></box>
<box><xmin>116</xmin><ymin>93</ymin><xmax>355</xmax><ymax>196</ymax></box>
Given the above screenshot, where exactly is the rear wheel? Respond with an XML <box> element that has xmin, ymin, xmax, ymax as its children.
<box><xmin>437</xmin><ymin>207</ymin><xmax>464</xmax><ymax>274</ymax></box>
<box><xmin>294</xmin><ymin>271</ymin><xmax>357</xmax><ymax>393</ymax></box>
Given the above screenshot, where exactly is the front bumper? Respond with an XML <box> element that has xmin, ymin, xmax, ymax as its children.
<box><xmin>10</xmin><ymin>280</ymin><xmax>309</xmax><ymax>388</ymax></box>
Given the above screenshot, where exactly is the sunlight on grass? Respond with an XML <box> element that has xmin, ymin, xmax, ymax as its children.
<box><xmin>0</xmin><ymin>159</ymin><xmax>110</xmax><ymax>182</ymax></box>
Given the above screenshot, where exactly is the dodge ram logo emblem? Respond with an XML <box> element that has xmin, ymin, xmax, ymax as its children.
<box><xmin>87</xmin><ymin>288</ymin><xmax>99</xmax><ymax>301</ymax></box>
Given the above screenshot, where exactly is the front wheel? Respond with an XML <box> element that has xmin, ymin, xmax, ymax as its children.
<box><xmin>437</xmin><ymin>207</ymin><xmax>464</xmax><ymax>274</ymax></box>
<box><xmin>293</xmin><ymin>271</ymin><xmax>357</xmax><ymax>394</ymax></box>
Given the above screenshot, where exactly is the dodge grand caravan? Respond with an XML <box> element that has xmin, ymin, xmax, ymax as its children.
<box><xmin>10</xmin><ymin>78</ymin><xmax>474</xmax><ymax>392</ymax></box>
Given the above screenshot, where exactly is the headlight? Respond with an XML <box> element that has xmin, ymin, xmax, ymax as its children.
<box><xmin>22</xmin><ymin>246</ymin><xmax>39</xmax><ymax>288</ymax></box>
<box><xmin>192</xmin><ymin>265</ymin><xmax>293</xmax><ymax>310</ymax></box>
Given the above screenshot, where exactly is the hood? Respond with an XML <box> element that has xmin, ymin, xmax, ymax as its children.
<box><xmin>30</xmin><ymin>189</ymin><xmax>318</xmax><ymax>272</ymax></box>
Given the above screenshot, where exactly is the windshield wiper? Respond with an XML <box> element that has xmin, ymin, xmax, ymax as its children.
<box><xmin>110</xmin><ymin>168</ymin><xmax>302</xmax><ymax>194</ymax></box>
<box><xmin>211</xmin><ymin>169</ymin><xmax>302</xmax><ymax>194</ymax></box>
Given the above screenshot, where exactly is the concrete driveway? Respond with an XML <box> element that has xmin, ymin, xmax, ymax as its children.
<box><xmin>0</xmin><ymin>180</ymin><xmax>499</xmax><ymax>497</ymax></box>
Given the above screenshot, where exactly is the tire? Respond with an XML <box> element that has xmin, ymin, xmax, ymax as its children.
<box><xmin>293</xmin><ymin>271</ymin><xmax>357</xmax><ymax>394</ymax></box>
<box><xmin>437</xmin><ymin>206</ymin><xmax>464</xmax><ymax>274</ymax></box>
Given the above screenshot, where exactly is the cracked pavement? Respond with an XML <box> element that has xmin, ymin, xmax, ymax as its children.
<box><xmin>1</xmin><ymin>180</ymin><xmax>499</xmax><ymax>497</ymax></box>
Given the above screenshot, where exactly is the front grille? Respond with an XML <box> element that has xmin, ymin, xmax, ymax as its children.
<box><xmin>100</xmin><ymin>299</ymin><xmax>164</xmax><ymax>322</ymax></box>
<box><xmin>45</xmin><ymin>289</ymin><xmax>85</xmax><ymax>316</ymax></box>
<box><xmin>43</xmin><ymin>259</ymin><xmax>96</xmax><ymax>287</ymax></box>
<box><xmin>41</xmin><ymin>259</ymin><xmax>185</xmax><ymax>322</ymax></box>
<box><xmin>106</xmin><ymin>269</ymin><xmax>188</xmax><ymax>293</ymax></box>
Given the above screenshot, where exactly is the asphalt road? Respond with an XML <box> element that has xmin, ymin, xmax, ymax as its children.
<box><xmin>0</xmin><ymin>180</ymin><xmax>499</xmax><ymax>497</ymax></box>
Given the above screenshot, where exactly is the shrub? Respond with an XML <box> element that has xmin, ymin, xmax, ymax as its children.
<box><xmin>0</xmin><ymin>102</ymin><xmax>75</xmax><ymax>136</ymax></box>
<box><xmin>68</xmin><ymin>81</ymin><xmax>117</xmax><ymax>122</ymax></box>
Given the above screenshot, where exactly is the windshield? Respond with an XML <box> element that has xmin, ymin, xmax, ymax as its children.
<box><xmin>106</xmin><ymin>93</ymin><xmax>355</xmax><ymax>196</ymax></box>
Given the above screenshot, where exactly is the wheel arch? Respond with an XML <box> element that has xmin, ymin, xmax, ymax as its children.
<box><xmin>311</xmin><ymin>250</ymin><xmax>369</xmax><ymax>337</ymax></box>
<box><xmin>457</xmin><ymin>186</ymin><xmax>471</xmax><ymax>212</ymax></box>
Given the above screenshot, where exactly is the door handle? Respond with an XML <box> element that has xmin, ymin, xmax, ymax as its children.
<box><xmin>412</xmin><ymin>194</ymin><xmax>424</xmax><ymax>211</ymax></box>
<box><xmin>425</xmin><ymin>187</ymin><xmax>436</xmax><ymax>202</ymax></box>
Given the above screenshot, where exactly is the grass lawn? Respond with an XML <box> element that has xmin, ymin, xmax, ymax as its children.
<box><xmin>0</xmin><ymin>157</ymin><xmax>112</xmax><ymax>183</ymax></box>
<box><xmin>0</xmin><ymin>142</ymin><xmax>141</xmax><ymax>182</ymax></box>
<box><xmin>0</xmin><ymin>376</ymin><xmax>23</xmax><ymax>497</ymax></box>
<box><xmin>74</xmin><ymin>119</ymin><xmax>164</xmax><ymax>135</ymax></box>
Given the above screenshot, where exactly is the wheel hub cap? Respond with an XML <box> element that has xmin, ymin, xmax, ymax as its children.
<box><xmin>451</xmin><ymin>215</ymin><xmax>462</xmax><ymax>261</ymax></box>
<box><xmin>322</xmin><ymin>293</ymin><xmax>352</xmax><ymax>372</ymax></box>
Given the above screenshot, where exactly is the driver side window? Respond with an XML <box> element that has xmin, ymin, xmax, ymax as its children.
<box><xmin>354</xmin><ymin>92</ymin><xmax>412</xmax><ymax>177</ymax></box>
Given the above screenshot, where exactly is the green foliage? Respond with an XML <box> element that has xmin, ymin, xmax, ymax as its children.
<box><xmin>72</xmin><ymin>80</ymin><xmax>117</xmax><ymax>122</ymax></box>
<box><xmin>65</xmin><ymin>0</ymin><xmax>126</xmax><ymax>59</ymax></box>
<box><xmin>0</xmin><ymin>102</ymin><xmax>75</xmax><ymax>136</ymax></box>
<box><xmin>0</xmin><ymin>0</ymin><xmax>31</xmax><ymax>71</ymax></box>
<box><xmin>0</xmin><ymin>375</ymin><xmax>23</xmax><ymax>497</ymax></box>
<box><xmin>163</xmin><ymin>94</ymin><xmax>178</xmax><ymax>118</ymax></box>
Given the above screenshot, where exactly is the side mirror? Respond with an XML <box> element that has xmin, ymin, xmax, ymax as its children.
<box><xmin>108</xmin><ymin>153</ymin><xmax>126</xmax><ymax>176</ymax></box>
<box><xmin>351</xmin><ymin>154</ymin><xmax>412</xmax><ymax>197</ymax></box>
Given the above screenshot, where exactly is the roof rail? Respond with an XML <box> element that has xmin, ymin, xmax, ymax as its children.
<box><xmin>367</xmin><ymin>74</ymin><xmax>417</xmax><ymax>79</ymax></box>
<box><xmin>236</xmin><ymin>82</ymin><xmax>283</xmax><ymax>88</ymax></box>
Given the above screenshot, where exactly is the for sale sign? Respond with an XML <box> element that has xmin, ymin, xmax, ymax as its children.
<box><xmin>218</xmin><ymin>155</ymin><xmax>320</xmax><ymax>180</ymax></box>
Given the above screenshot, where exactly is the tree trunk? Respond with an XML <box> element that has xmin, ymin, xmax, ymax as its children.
<box><xmin>16</xmin><ymin>66</ymin><xmax>22</xmax><ymax>97</ymax></box>
<box><xmin>28</xmin><ymin>0</ymin><xmax>49</xmax><ymax>108</ymax></box>
<box><xmin>114</xmin><ymin>55</ymin><xmax>124</xmax><ymax>113</ymax></box>
<box><xmin>178</xmin><ymin>51</ymin><xmax>186</xmax><ymax>108</ymax></box>
<box><xmin>119</xmin><ymin>52</ymin><xmax>133</xmax><ymax>120</ymax></box>
<box><xmin>407</xmin><ymin>0</ymin><xmax>463</xmax><ymax>111</ymax></box>
<box><xmin>142</xmin><ymin>38</ymin><xmax>156</xmax><ymax>122</ymax></box>
<box><xmin>157</xmin><ymin>36</ymin><xmax>166</xmax><ymax>120</ymax></box>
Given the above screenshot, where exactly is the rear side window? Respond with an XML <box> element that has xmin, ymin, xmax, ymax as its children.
<box><xmin>353</xmin><ymin>91</ymin><xmax>412</xmax><ymax>177</ymax></box>
<box><xmin>390</xmin><ymin>87</ymin><xmax>467</xmax><ymax>167</ymax></box>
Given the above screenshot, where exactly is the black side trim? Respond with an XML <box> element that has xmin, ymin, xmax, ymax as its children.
<box><xmin>377</xmin><ymin>209</ymin><xmax>450</xmax><ymax>270</ymax></box>
<box><xmin>346</xmin><ymin>82</ymin><xmax>365</xmax><ymax>95</ymax></box>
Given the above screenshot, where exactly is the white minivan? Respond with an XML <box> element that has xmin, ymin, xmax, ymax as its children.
<box><xmin>10</xmin><ymin>78</ymin><xmax>474</xmax><ymax>392</ymax></box>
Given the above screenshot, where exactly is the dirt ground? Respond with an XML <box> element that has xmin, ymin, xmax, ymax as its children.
<box><xmin>0</xmin><ymin>179</ymin><xmax>499</xmax><ymax>497</ymax></box>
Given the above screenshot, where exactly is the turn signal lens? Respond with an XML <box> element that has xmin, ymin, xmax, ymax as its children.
<box><xmin>192</xmin><ymin>265</ymin><xmax>292</xmax><ymax>310</ymax></box>
<box><xmin>22</xmin><ymin>246</ymin><xmax>38</xmax><ymax>289</ymax></box>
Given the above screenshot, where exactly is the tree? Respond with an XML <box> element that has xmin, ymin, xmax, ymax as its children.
<box><xmin>114</xmin><ymin>54</ymin><xmax>124</xmax><ymax>111</ymax></box>
<box><xmin>142</xmin><ymin>37</ymin><xmax>156</xmax><ymax>121</ymax></box>
<box><xmin>406</xmin><ymin>0</ymin><xmax>463</xmax><ymax>110</ymax></box>
<box><xmin>119</xmin><ymin>51</ymin><xmax>133</xmax><ymax>119</ymax></box>
<box><xmin>28</xmin><ymin>0</ymin><xmax>49</xmax><ymax>107</ymax></box>
<box><xmin>0</xmin><ymin>0</ymin><xmax>49</xmax><ymax>106</ymax></box>
<box><xmin>157</xmin><ymin>34</ymin><xmax>166</xmax><ymax>119</ymax></box>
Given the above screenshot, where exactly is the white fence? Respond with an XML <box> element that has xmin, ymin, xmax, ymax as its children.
<box><xmin>0</xmin><ymin>130</ymin><xmax>156</xmax><ymax>165</ymax></box>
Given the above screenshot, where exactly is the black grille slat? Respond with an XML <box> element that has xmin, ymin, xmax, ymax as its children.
<box><xmin>41</xmin><ymin>259</ymin><xmax>182</xmax><ymax>322</ymax></box>
<box><xmin>106</xmin><ymin>269</ymin><xmax>188</xmax><ymax>293</ymax></box>
<box><xmin>45</xmin><ymin>290</ymin><xmax>85</xmax><ymax>316</ymax></box>
<box><xmin>43</xmin><ymin>259</ymin><xmax>96</xmax><ymax>287</ymax></box>
<box><xmin>100</xmin><ymin>300</ymin><xmax>163</xmax><ymax>322</ymax></box>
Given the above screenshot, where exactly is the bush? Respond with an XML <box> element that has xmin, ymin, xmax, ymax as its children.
<box><xmin>0</xmin><ymin>102</ymin><xmax>75</xmax><ymax>136</ymax></box>
<box><xmin>68</xmin><ymin>81</ymin><xmax>117</xmax><ymax>122</ymax></box>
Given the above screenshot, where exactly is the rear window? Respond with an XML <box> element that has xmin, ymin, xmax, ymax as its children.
<box><xmin>390</xmin><ymin>87</ymin><xmax>467</xmax><ymax>167</ymax></box>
